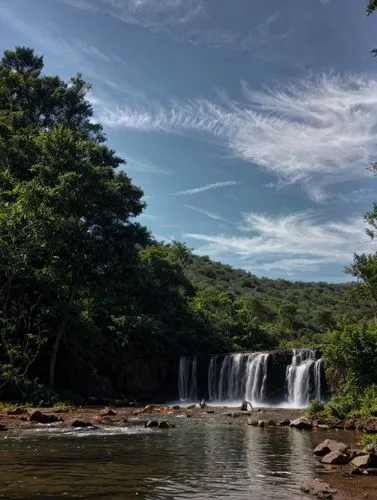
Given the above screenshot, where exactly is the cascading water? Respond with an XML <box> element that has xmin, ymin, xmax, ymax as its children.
<box><xmin>286</xmin><ymin>349</ymin><xmax>323</xmax><ymax>407</ymax></box>
<box><xmin>207</xmin><ymin>352</ymin><xmax>270</xmax><ymax>405</ymax></box>
<box><xmin>178</xmin><ymin>356</ymin><xmax>198</xmax><ymax>402</ymax></box>
<box><xmin>178</xmin><ymin>349</ymin><xmax>324</xmax><ymax>407</ymax></box>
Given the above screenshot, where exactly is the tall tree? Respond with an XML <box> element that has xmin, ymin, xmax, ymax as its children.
<box><xmin>0</xmin><ymin>47</ymin><xmax>148</xmax><ymax>390</ymax></box>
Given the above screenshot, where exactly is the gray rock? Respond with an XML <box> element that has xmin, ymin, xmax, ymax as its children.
<box><xmin>300</xmin><ymin>479</ymin><xmax>337</xmax><ymax>497</ymax></box>
<box><xmin>313</xmin><ymin>439</ymin><xmax>349</xmax><ymax>456</ymax></box>
<box><xmin>247</xmin><ymin>419</ymin><xmax>259</xmax><ymax>426</ymax></box>
<box><xmin>7</xmin><ymin>407</ymin><xmax>28</xmax><ymax>415</ymax></box>
<box><xmin>186</xmin><ymin>404</ymin><xmax>196</xmax><ymax>410</ymax></box>
<box><xmin>321</xmin><ymin>450</ymin><xmax>349</xmax><ymax>465</ymax></box>
<box><xmin>278</xmin><ymin>419</ymin><xmax>291</xmax><ymax>426</ymax></box>
<box><xmin>145</xmin><ymin>420</ymin><xmax>159</xmax><ymax>428</ymax></box>
<box><xmin>29</xmin><ymin>411</ymin><xmax>60</xmax><ymax>424</ymax></box>
<box><xmin>289</xmin><ymin>417</ymin><xmax>312</xmax><ymax>430</ymax></box>
<box><xmin>365</xmin><ymin>468</ymin><xmax>377</xmax><ymax>476</ymax></box>
<box><xmin>70</xmin><ymin>419</ymin><xmax>94</xmax><ymax>428</ymax></box>
<box><xmin>350</xmin><ymin>454</ymin><xmax>372</xmax><ymax>470</ymax></box>
<box><xmin>158</xmin><ymin>420</ymin><xmax>175</xmax><ymax>429</ymax></box>
<box><xmin>100</xmin><ymin>407</ymin><xmax>116</xmax><ymax>416</ymax></box>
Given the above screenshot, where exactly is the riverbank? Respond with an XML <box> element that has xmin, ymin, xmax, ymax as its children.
<box><xmin>1</xmin><ymin>404</ymin><xmax>377</xmax><ymax>499</ymax></box>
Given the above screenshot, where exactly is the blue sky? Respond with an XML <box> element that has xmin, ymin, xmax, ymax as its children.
<box><xmin>1</xmin><ymin>0</ymin><xmax>377</xmax><ymax>282</ymax></box>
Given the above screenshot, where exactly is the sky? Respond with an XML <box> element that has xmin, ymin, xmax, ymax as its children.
<box><xmin>1</xmin><ymin>0</ymin><xmax>377</xmax><ymax>282</ymax></box>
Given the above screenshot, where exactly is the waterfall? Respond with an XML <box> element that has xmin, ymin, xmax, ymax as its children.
<box><xmin>178</xmin><ymin>356</ymin><xmax>198</xmax><ymax>402</ymax></box>
<box><xmin>179</xmin><ymin>349</ymin><xmax>324</xmax><ymax>408</ymax></box>
<box><xmin>207</xmin><ymin>352</ymin><xmax>270</xmax><ymax>405</ymax></box>
<box><xmin>286</xmin><ymin>349</ymin><xmax>323</xmax><ymax>407</ymax></box>
<box><xmin>245</xmin><ymin>353</ymin><xmax>269</xmax><ymax>403</ymax></box>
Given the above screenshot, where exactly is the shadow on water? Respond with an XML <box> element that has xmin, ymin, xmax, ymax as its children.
<box><xmin>0</xmin><ymin>421</ymin><xmax>348</xmax><ymax>499</ymax></box>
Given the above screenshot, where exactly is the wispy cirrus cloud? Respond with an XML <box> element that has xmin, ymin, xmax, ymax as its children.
<box><xmin>184</xmin><ymin>204</ymin><xmax>234</xmax><ymax>224</ymax></box>
<box><xmin>173</xmin><ymin>181</ymin><xmax>239</xmax><ymax>196</ymax></box>
<box><xmin>59</xmin><ymin>0</ymin><xmax>287</xmax><ymax>52</ymax></box>
<box><xmin>123</xmin><ymin>155</ymin><xmax>172</xmax><ymax>175</ymax></box>
<box><xmin>184</xmin><ymin>210</ymin><xmax>369</xmax><ymax>277</ymax></box>
<box><xmin>97</xmin><ymin>74</ymin><xmax>377</xmax><ymax>201</ymax></box>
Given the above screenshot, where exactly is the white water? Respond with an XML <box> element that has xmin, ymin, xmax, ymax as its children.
<box><xmin>178</xmin><ymin>355</ymin><xmax>198</xmax><ymax>402</ymax></box>
<box><xmin>179</xmin><ymin>349</ymin><xmax>323</xmax><ymax>408</ymax></box>
<box><xmin>207</xmin><ymin>353</ymin><xmax>270</xmax><ymax>405</ymax></box>
<box><xmin>286</xmin><ymin>349</ymin><xmax>323</xmax><ymax>407</ymax></box>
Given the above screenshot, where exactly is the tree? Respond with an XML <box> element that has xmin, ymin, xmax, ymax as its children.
<box><xmin>367</xmin><ymin>0</ymin><xmax>377</xmax><ymax>15</ymax></box>
<box><xmin>278</xmin><ymin>302</ymin><xmax>297</xmax><ymax>330</ymax></box>
<box><xmin>0</xmin><ymin>47</ymin><xmax>148</xmax><ymax>390</ymax></box>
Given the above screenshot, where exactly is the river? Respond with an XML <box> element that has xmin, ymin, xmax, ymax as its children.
<box><xmin>0</xmin><ymin>419</ymin><xmax>362</xmax><ymax>499</ymax></box>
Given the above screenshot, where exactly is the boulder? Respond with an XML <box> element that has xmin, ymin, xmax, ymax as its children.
<box><xmin>158</xmin><ymin>420</ymin><xmax>175</xmax><ymax>429</ymax></box>
<box><xmin>364</xmin><ymin>419</ymin><xmax>377</xmax><ymax>433</ymax></box>
<box><xmin>364</xmin><ymin>468</ymin><xmax>377</xmax><ymax>476</ymax></box>
<box><xmin>313</xmin><ymin>439</ymin><xmax>349</xmax><ymax>457</ymax></box>
<box><xmin>7</xmin><ymin>407</ymin><xmax>28</xmax><ymax>415</ymax></box>
<box><xmin>350</xmin><ymin>454</ymin><xmax>372</xmax><ymax>470</ymax></box>
<box><xmin>247</xmin><ymin>419</ymin><xmax>259</xmax><ymax>426</ymax></box>
<box><xmin>278</xmin><ymin>419</ymin><xmax>291</xmax><ymax>426</ymax></box>
<box><xmin>240</xmin><ymin>400</ymin><xmax>253</xmax><ymax>411</ymax></box>
<box><xmin>289</xmin><ymin>417</ymin><xmax>312</xmax><ymax>430</ymax></box>
<box><xmin>186</xmin><ymin>404</ymin><xmax>196</xmax><ymax>410</ymax></box>
<box><xmin>348</xmin><ymin>449</ymin><xmax>367</xmax><ymax>460</ymax></box>
<box><xmin>258</xmin><ymin>420</ymin><xmax>268</xmax><ymax>427</ymax></box>
<box><xmin>171</xmin><ymin>405</ymin><xmax>180</xmax><ymax>410</ymax></box>
<box><xmin>300</xmin><ymin>479</ymin><xmax>337</xmax><ymax>498</ymax></box>
<box><xmin>29</xmin><ymin>411</ymin><xmax>60</xmax><ymax>424</ymax></box>
<box><xmin>100</xmin><ymin>407</ymin><xmax>116</xmax><ymax>416</ymax></box>
<box><xmin>321</xmin><ymin>450</ymin><xmax>349</xmax><ymax>465</ymax></box>
<box><xmin>145</xmin><ymin>420</ymin><xmax>159</xmax><ymax>428</ymax></box>
<box><xmin>70</xmin><ymin>419</ymin><xmax>93</xmax><ymax>428</ymax></box>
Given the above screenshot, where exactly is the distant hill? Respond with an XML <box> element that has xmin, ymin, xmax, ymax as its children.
<box><xmin>184</xmin><ymin>254</ymin><xmax>350</xmax><ymax>344</ymax></box>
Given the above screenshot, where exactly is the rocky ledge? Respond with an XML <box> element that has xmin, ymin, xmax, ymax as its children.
<box><xmin>313</xmin><ymin>438</ymin><xmax>377</xmax><ymax>475</ymax></box>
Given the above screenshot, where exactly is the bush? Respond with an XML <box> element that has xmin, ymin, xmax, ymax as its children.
<box><xmin>324</xmin><ymin>394</ymin><xmax>356</xmax><ymax>419</ymax></box>
<box><xmin>307</xmin><ymin>399</ymin><xmax>325</xmax><ymax>416</ymax></box>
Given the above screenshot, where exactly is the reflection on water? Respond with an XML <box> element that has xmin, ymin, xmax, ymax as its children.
<box><xmin>0</xmin><ymin>421</ymin><xmax>352</xmax><ymax>499</ymax></box>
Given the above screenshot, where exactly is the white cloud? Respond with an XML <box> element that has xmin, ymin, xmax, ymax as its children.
<box><xmin>183</xmin><ymin>210</ymin><xmax>369</xmax><ymax>275</ymax></box>
<box><xmin>184</xmin><ymin>204</ymin><xmax>233</xmax><ymax>224</ymax></box>
<box><xmin>173</xmin><ymin>181</ymin><xmax>240</xmax><ymax>196</ymax></box>
<box><xmin>124</xmin><ymin>155</ymin><xmax>172</xmax><ymax>175</ymax></box>
<box><xmin>98</xmin><ymin>74</ymin><xmax>377</xmax><ymax>201</ymax></box>
<box><xmin>60</xmin><ymin>0</ymin><xmax>287</xmax><ymax>52</ymax></box>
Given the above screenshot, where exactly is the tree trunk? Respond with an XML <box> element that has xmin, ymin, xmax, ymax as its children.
<box><xmin>48</xmin><ymin>320</ymin><xmax>67</xmax><ymax>389</ymax></box>
<box><xmin>48</xmin><ymin>278</ymin><xmax>79</xmax><ymax>389</ymax></box>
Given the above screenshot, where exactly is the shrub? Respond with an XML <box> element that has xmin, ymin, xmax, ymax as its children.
<box><xmin>307</xmin><ymin>399</ymin><xmax>325</xmax><ymax>416</ymax></box>
<box><xmin>324</xmin><ymin>394</ymin><xmax>356</xmax><ymax>419</ymax></box>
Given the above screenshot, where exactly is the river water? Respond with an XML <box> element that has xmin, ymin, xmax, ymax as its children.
<box><xmin>0</xmin><ymin>420</ymin><xmax>360</xmax><ymax>499</ymax></box>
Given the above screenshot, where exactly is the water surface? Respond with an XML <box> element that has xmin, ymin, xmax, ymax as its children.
<box><xmin>0</xmin><ymin>420</ymin><xmax>359</xmax><ymax>499</ymax></box>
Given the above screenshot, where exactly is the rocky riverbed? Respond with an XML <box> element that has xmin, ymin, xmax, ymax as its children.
<box><xmin>1</xmin><ymin>404</ymin><xmax>377</xmax><ymax>499</ymax></box>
